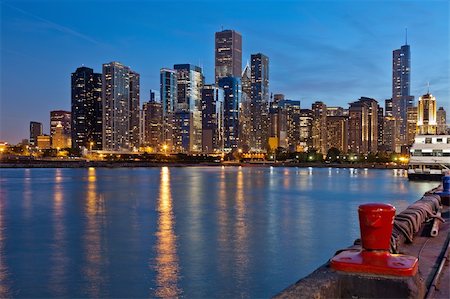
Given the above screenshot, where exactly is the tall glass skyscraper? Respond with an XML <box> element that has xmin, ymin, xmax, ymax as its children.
<box><xmin>160</xmin><ymin>68</ymin><xmax>177</xmax><ymax>150</ymax></box>
<box><xmin>250</xmin><ymin>53</ymin><xmax>269</xmax><ymax>151</ymax></box>
<box><xmin>173</xmin><ymin>64</ymin><xmax>204</xmax><ymax>153</ymax></box>
<box><xmin>102</xmin><ymin>62</ymin><xmax>140</xmax><ymax>151</ymax></box>
<box><xmin>215</xmin><ymin>29</ymin><xmax>242</xmax><ymax>85</ymax></box>
<box><xmin>392</xmin><ymin>39</ymin><xmax>413</xmax><ymax>151</ymax></box>
<box><xmin>201</xmin><ymin>84</ymin><xmax>224</xmax><ymax>153</ymax></box>
<box><xmin>218</xmin><ymin>76</ymin><xmax>241</xmax><ymax>151</ymax></box>
<box><xmin>71</xmin><ymin>66</ymin><xmax>102</xmax><ymax>150</ymax></box>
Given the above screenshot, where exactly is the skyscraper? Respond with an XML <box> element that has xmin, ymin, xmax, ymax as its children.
<box><xmin>102</xmin><ymin>62</ymin><xmax>140</xmax><ymax>151</ymax></box>
<box><xmin>215</xmin><ymin>29</ymin><xmax>242</xmax><ymax>85</ymax></box>
<box><xmin>239</xmin><ymin>63</ymin><xmax>252</xmax><ymax>150</ymax></box>
<box><xmin>160</xmin><ymin>68</ymin><xmax>177</xmax><ymax>149</ymax></box>
<box><xmin>142</xmin><ymin>95</ymin><xmax>163</xmax><ymax>149</ymax></box>
<box><xmin>392</xmin><ymin>36</ymin><xmax>413</xmax><ymax>151</ymax></box>
<box><xmin>326</xmin><ymin>116</ymin><xmax>348</xmax><ymax>154</ymax></box>
<box><xmin>437</xmin><ymin>107</ymin><xmax>447</xmax><ymax>135</ymax></box>
<box><xmin>311</xmin><ymin>101</ymin><xmax>327</xmax><ymax>154</ymax></box>
<box><xmin>71</xmin><ymin>67</ymin><xmax>102</xmax><ymax>150</ymax></box>
<box><xmin>348</xmin><ymin>97</ymin><xmax>379</xmax><ymax>154</ymax></box>
<box><xmin>50</xmin><ymin>110</ymin><xmax>71</xmax><ymax>138</ymax></box>
<box><xmin>29</xmin><ymin>121</ymin><xmax>43</xmax><ymax>146</ymax></box>
<box><xmin>218</xmin><ymin>76</ymin><xmax>241</xmax><ymax>151</ymax></box>
<box><xmin>201</xmin><ymin>84</ymin><xmax>224</xmax><ymax>153</ymax></box>
<box><xmin>174</xmin><ymin>64</ymin><xmax>204</xmax><ymax>152</ymax></box>
<box><xmin>250</xmin><ymin>53</ymin><xmax>269</xmax><ymax>151</ymax></box>
<box><xmin>281</xmin><ymin>99</ymin><xmax>301</xmax><ymax>151</ymax></box>
<box><xmin>417</xmin><ymin>93</ymin><xmax>437</xmax><ymax>135</ymax></box>
<box><xmin>299</xmin><ymin>109</ymin><xmax>313</xmax><ymax>151</ymax></box>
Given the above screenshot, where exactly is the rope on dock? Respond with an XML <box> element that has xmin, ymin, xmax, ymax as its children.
<box><xmin>390</xmin><ymin>194</ymin><xmax>442</xmax><ymax>253</ymax></box>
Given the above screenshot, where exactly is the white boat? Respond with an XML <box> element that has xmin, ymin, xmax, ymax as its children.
<box><xmin>408</xmin><ymin>135</ymin><xmax>450</xmax><ymax>180</ymax></box>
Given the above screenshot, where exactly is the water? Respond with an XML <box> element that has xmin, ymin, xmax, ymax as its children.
<box><xmin>0</xmin><ymin>167</ymin><xmax>437</xmax><ymax>298</ymax></box>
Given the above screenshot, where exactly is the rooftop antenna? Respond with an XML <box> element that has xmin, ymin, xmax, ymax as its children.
<box><xmin>405</xmin><ymin>28</ymin><xmax>408</xmax><ymax>45</ymax></box>
<box><xmin>427</xmin><ymin>81</ymin><xmax>430</xmax><ymax>94</ymax></box>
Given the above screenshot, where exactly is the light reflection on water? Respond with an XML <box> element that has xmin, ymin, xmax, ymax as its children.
<box><xmin>0</xmin><ymin>167</ymin><xmax>438</xmax><ymax>298</ymax></box>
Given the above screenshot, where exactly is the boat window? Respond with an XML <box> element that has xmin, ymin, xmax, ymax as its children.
<box><xmin>433</xmin><ymin>150</ymin><xmax>443</xmax><ymax>156</ymax></box>
<box><xmin>444</xmin><ymin>153</ymin><xmax>450</xmax><ymax>157</ymax></box>
<box><xmin>437</xmin><ymin>138</ymin><xmax>443</xmax><ymax>143</ymax></box>
<box><xmin>413</xmin><ymin>150</ymin><xmax>422</xmax><ymax>156</ymax></box>
<box><xmin>425</xmin><ymin>138</ymin><xmax>432</xmax><ymax>144</ymax></box>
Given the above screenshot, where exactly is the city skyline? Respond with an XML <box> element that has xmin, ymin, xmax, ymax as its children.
<box><xmin>1</xmin><ymin>0</ymin><xmax>449</xmax><ymax>143</ymax></box>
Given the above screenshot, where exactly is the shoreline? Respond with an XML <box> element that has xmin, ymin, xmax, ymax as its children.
<box><xmin>0</xmin><ymin>160</ymin><xmax>407</xmax><ymax>169</ymax></box>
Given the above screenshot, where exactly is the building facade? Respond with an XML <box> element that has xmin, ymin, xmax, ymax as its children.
<box><xmin>201</xmin><ymin>85</ymin><xmax>224</xmax><ymax>153</ymax></box>
<box><xmin>219</xmin><ymin>76</ymin><xmax>241</xmax><ymax>151</ymax></box>
<box><xmin>174</xmin><ymin>64</ymin><xmax>204</xmax><ymax>153</ymax></box>
<box><xmin>299</xmin><ymin>109</ymin><xmax>313</xmax><ymax>151</ymax></box>
<box><xmin>312</xmin><ymin>101</ymin><xmax>327</xmax><ymax>154</ymax></box>
<box><xmin>417</xmin><ymin>93</ymin><xmax>437</xmax><ymax>135</ymax></box>
<box><xmin>142</xmin><ymin>96</ymin><xmax>163</xmax><ymax>150</ymax></box>
<box><xmin>102</xmin><ymin>62</ymin><xmax>140</xmax><ymax>151</ymax></box>
<box><xmin>326</xmin><ymin>116</ymin><xmax>348</xmax><ymax>154</ymax></box>
<box><xmin>437</xmin><ymin>107</ymin><xmax>447</xmax><ymax>135</ymax></box>
<box><xmin>29</xmin><ymin>121</ymin><xmax>43</xmax><ymax>146</ymax></box>
<box><xmin>249</xmin><ymin>53</ymin><xmax>269</xmax><ymax>151</ymax></box>
<box><xmin>215</xmin><ymin>29</ymin><xmax>242</xmax><ymax>85</ymax></box>
<box><xmin>160</xmin><ymin>68</ymin><xmax>177</xmax><ymax>150</ymax></box>
<box><xmin>348</xmin><ymin>97</ymin><xmax>379</xmax><ymax>154</ymax></box>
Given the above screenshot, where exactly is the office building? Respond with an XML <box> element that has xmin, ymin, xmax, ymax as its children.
<box><xmin>174</xmin><ymin>64</ymin><xmax>204</xmax><ymax>153</ymax></box>
<box><xmin>160</xmin><ymin>68</ymin><xmax>177</xmax><ymax>149</ymax></box>
<box><xmin>326</xmin><ymin>116</ymin><xmax>348</xmax><ymax>154</ymax></box>
<box><xmin>50</xmin><ymin>110</ymin><xmax>71</xmax><ymax>138</ymax></box>
<box><xmin>29</xmin><ymin>121</ymin><xmax>43</xmax><ymax>146</ymax></box>
<box><xmin>312</xmin><ymin>101</ymin><xmax>327</xmax><ymax>154</ymax></box>
<box><xmin>437</xmin><ymin>107</ymin><xmax>447</xmax><ymax>134</ymax></box>
<box><xmin>299</xmin><ymin>109</ymin><xmax>313</xmax><ymax>151</ymax></box>
<box><xmin>249</xmin><ymin>53</ymin><xmax>269</xmax><ymax>151</ymax></box>
<box><xmin>406</xmin><ymin>106</ymin><xmax>417</xmax><ymax>145</ymax></box>
<box><xmin>417</xmin><ymin>93</ymin><xmax>437</xmax><ymax>135</ymax></box>
<box><xmin>142</xmin><ymin>95</ymin><xmax>163</xmax><ymax>149</ymax></box>
<box><xmin>71</xmin><ymin>67</ymin><xmax>102</xmax><ymax>150</ymax></box>
<box><xmin>348</xmin><ymin>97</ymin><xmax>379</xmax><ymax>154</ymax></box>
<box><xmin>281</xmin><ymin>100</ymin><xmax>301</xmax><ymax>151</ymax></box>
<box><xmin>52</xmin><ymin>123</ymin><xmax>70</xmax><ymax>149</ymax></box>
<box><xmin>392</xmin><ymin>38</ymin><xmax>414</xmax><ymax>151</ymax></box>
<box><xmin>36</xmin><ymin>135</ymin><xmax>51</xmax><ymax>149</ymax></box>
<box><xmin>239</xmin><ymin>63</ymin><xmax>252</xmax><ymax>150</ymax></box>
<box><xmin>219</xmin><ymin>76</ymin><xmax>241</xmax><ymax>151</ymax></box>
<box><xmin>201</xmin><ymin>85</ymin><xmax>224</xmax><ymax>153</ymax></box>
<box><xmin>102</xmin><ymin>62</ymin><xmax>140</xmax><ymax>151</ymax></box>
<box><xmin>215</xmin><ymin>29</ymin><xmax>242</xmax><ymax>84</ymax></box>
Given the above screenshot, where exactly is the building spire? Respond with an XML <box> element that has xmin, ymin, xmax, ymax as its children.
<box><xmin>427</xmin><ymin>81</ymin><xmax>430</xmax><ymax>94</ymax></box>
<box><xmin>405</xmin><ymin>27</ymin><xmax>408</xmax><ymax>45</ymax></box>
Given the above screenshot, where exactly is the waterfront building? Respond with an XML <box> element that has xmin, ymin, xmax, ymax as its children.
<box><xmin>71</xmin><ymin>66</ymin><xmax>102</xmax><ymax>150</ymax></box>
<box><xmin>174</xmin><ymin>64</ymin><xmax>204</xmax><ymax>153</ymax></box>
<box><xmin>219</xmin><ymin>77</ymin><xmax>241</xmax><ymax>151</ymax></box>
<box><xmin>299</xmin><ymin>109</ymin><xmax>313</xmax><ymax>151</ymax></box>
<box><xmin>312</xmin><ymin>101</ymin><xmax>327</xmax><ymax>154</ymax></box>
<box><xmin>377</xmin><ymin>106</ymin><xmax>384</xmax><ymax>151</ymax></box>
<box><xmin>142</xmin><ymin>93</ymin><xmax>163</xmax><ymax>150</ymax></box>
<box><xmin>172</xmin><ymin>111</ymin><xmax>190</xmax><ymax>153</ymax></box>
<box><xmin>281</xmin><ymin>100</ymin><xmax>301</xmax><ymax>151</ymax></box>
<box><xmin>437</xmin><ymin>107</ymin><xmax>447</xmax><ymax>135</ymax></box>
<box><xmin>50</xmin><ymin>110</ymin><xmax>71</xmax><ymax>138</ymax></box>
<box><xmin>36</xmin><ymin>135</ymin><xmax>51</xmax><ymax>149</ymax></box>
<box><xmin>327</xmin><ymin>106</ymin><xmax>345</xmax><ymax>117</ymax></box>
<box><xmin>102</xmin><ymin>62</ymin><xmax>140</xmax><ymax>151</ymax></box>
<box><xmin>382</xmin><ymin>98</ymin><xmax>395</xmax><ymax>152</ymax></box>
<box><xmin>249</xmin><ymin>53</ymin><xmax>269</xmax><ymax>151</ymax></box>
<box><xmin>348</xmin><ymin>97</ymin><xmax>379</xmax><ymax>154</ymax></box>
<box><xmin>201</xmin><ymin>84</ymin><xmax>224</xmax><ymax>153</ymax></box>
<box><xmin>326</xmin><ymin>116</ymin><xmax>348</xmax><ymax>154</ymax></box>
<box><xmin>392</xmin><ymin>39</ymin><xmax>414</xmax><ymax>151</ymax></box>
<box><xmin>215</xmin><ymin>29</ymin><xmax>242</xmax><ymax>85</ymax></box>
<box><xmin>52</xmin><ymin>123</ymin><xmax>70</xmax><ymax>149</ymax></box>
<box><xmin>268</xmin><ymin>100</ymin><xmax>286</xmax><ymax>150</ymax></box>
<box><xmin>239</xmin><ymin>63</ymin><xmax>252</xmax><ymax>151</ymax></box>
<box><xmin>407</xmin><ymin>106</ymin><xmax>418</xmax><ymax>145</ymax></box>
<box><xmin>29</xmin><ymin>121</ymin><xmax>43</xmax><ymax>146</ymax></box>
<box><xmin>160</xmin><ymin>68</ymin><xmax>177</xmax><ymax>150</ymax></box>
<box><xmin>417</xmin><ymin>93</ymin><xmax>437</xmax><ymax>135</ymax></box>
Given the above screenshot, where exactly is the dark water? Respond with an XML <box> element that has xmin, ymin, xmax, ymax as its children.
<box><xmin>0</xmin><ymin>167</ymin><xmax>437</xmax><ymax>298</ymax></box>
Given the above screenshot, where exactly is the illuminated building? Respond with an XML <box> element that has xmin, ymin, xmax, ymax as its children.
<box><xmin>239</xmin><ymin>63</ymin><xmax>252</xmax><ymax>150</ymax></box>
<box><xmin>172</xmin><ymin>111</ymin><xmax>190</xmax><ymax>153</ymax></box>
<box><xmin>382</xmin><ymin>98</ymin><xmax>395</xmax><ymax>152</ymax></box>
<box><xmin>312</xmin><ymin>101</ymin><xmax>327</xmax><ymax>154</ymax></box>
<box><xmin>299</xmin><ymin>109</ymin><xmax>313</xmax><ymax>151</ymax></box>
<box><xmin>37</xmin><ymin>135</ymin><xmax>51</xmax><ymax>149</ymax></box>
<box><xmin>437</xmin><ymin>107</ymin><xmax>447</xmax><ymax>135</ymax></box>
<box><xmin>215</xmin><ymin>29</ymin><xmax>242</xmax><ymax>85</ymax></box>
<box><xmin>417</xmin><ymin>93</ymin><xmax>437</xmax><ymax>135</ymax></box>
<box><xmin>392</xmin><ymin>37</ymin><xmax>414</xmax><ymax>151</ymax></box>
<box><xmin>326</xmin><ymin>116</ymin><xmax>348</xmax><ymax>154</ymax></box>
<box><xmin>142</xmin><ymin>92</ymin><xmax>163</xmax><ymax>149</ymax></box>
<box><xmin>71</xmin><ymin>67</ymin><xmax>102</xmax><ymax>150</ymax></box>
<box><xmin>250</xmin><ymin>53</ymin><xmax>269</xmax><ymax>151</ymax></box>
<box><xmin>219</xmin><ymin>76</ymin><xmax>241</xmax><ymax>151</ymax></box>
<box><xmin>201</xmin><ymin>84</ymin><xmax>224</xmax><ymax>153</ymax></box>
<box><xmin>102</xmin><ymin>62</ymin><xmax>140</xmax><ymax>151</ymax></box>
<box><xmin>174</xmin><ymin>64</ymin><xmax>204</xmax><ymax>153</ymax></box>
<box><xmin>326</xmin><ymin>106</ymin><xmax>344</xmax><ymax>117</ymax></box>
<box><xmin>348</xmin><ymin>97</ymin><xmax>379</xmax><ymax>154</ymax></box>
<box><xmin>29</xmin><ymin>121</ymin><xmax>43</xmax><ymax>146</ymax></box>
<box><xmin>50</xmin><ymin>110</ymin><xmax>71</xmax><ymax>138</ymax></box>
<box><xmin>406</xmin><ymin>106</ymin><xmax>417</xmax><ymax>145</ymax></box>
<box><xmin>160</xmin><ymin>68</ymin><xmax>177</xmax><ymax>149</ymax></box>
<box><xmin>52</xmin><ymin>123</ymin><xmax>70</xmax><ymax>149</ymax></box>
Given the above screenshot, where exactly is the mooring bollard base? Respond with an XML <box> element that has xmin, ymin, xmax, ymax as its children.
<box><xmin>330</xmin><ymin>250</ymin><xmax>418</xmax><ymax>276</ymax></box>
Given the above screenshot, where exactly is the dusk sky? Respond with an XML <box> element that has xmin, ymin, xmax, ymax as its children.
<box><xmin>1</xmin><ymin>0</ymin><xmax>449</xmax><ymax>144</ymax></box>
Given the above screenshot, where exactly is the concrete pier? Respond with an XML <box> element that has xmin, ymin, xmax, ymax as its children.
<box><xmin>275</xmin><ymin>184</ymin><xmax>449</xmax><ymax>299</ymax></box>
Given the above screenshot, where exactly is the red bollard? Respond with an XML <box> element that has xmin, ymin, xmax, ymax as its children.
<box><xmin>330</xmin><ymin>203</ymin><xmax>418</xmax><ymax>276</ymax></box>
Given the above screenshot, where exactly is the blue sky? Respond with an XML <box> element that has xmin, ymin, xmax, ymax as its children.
<box><xmin>1</xmin><ymin>0</ymin><xmax>449</xmax><ymax>143</ymax></box>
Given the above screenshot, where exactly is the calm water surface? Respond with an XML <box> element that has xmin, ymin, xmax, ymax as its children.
<box><xmin>0</xmin><ymin>167</ymin><xmax>437</xmax><ymax>298</ymax></box>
